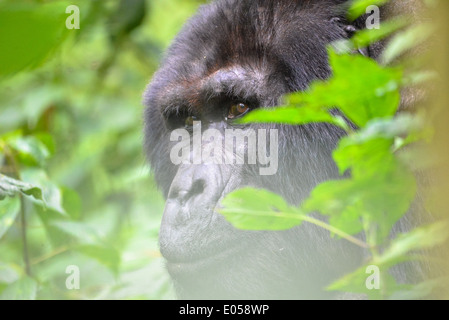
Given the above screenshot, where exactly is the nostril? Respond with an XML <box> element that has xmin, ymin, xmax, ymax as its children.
<box><xmin>178</xmin><ymin>190</ymin><xmax>188</xmax><ymax>199</ymax></box>
<box><xmin>168</xmin><ymin>179</ymin><xmax>206</xmax><ymax>202</ymax></box>
<box><xmin>168</xmin><ymin>188</ymin><xmax>188</xmax><ymax>200</ymax></box>
<box><xmin>188</xmin><ymin>179</ymin><xmax>205</xmax><ymax>199</ymax></box>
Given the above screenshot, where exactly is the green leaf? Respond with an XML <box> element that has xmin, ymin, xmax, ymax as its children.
<box><xmin>329</xmin><ymin>223</ymin><xmax>449</xmax><ymax>299</ymax></box>
<box><xmin>51</xmin><ymin>221</ymin><xmax>121</xmax><ymax>274</ymax></box>
<box><xmin>317</xmin><ymin>117</ymin><xmax>419</xmax><ymax>241</ymax></box>
<box><xmin>343</xmin><ymin>115</ymin><xmax>423</xmax><ymax>144</ymax></box>
<box><xmin>61</xmin><ymin>187</ymin><xmax>82</xmax><ymax>220</ymax></box>
<box><xmin>304</xmin><ymin>156</ymin><xmax>416</xmax><ymax>240</ymax></box>
<box><xmin>51</xmin><ymin>221</ymin><xmax>102</xmax><ymax>245</ymax></box>
<box><xmin>333</xmin><ymin>137</ymin><xmax>393</xmax><ymax>176</ymax></box>
<box><xmin>381</xmin><ymin>23</ymin><xmax>434</xmax><ymax>65</ymax></box>
<box><xmin>361</xmin><ymin>162</ymin><xmax>417</xmax><ymax>241</ymax></box>
<box><xmin>0</xmin><ymin>276</ymin><xmax>38</xmax><ymax>300</ymax></box>
<box><xmin>347</xmin><ymin>0</ymin><xmax>389</xmax><ymax>21</ymax></box>
<box><xmin>389</xmin><ymin>278</ymin><xmax>449</xmax><ymax>300</ymax></box>
<box><xmin>0</xmin><ymin>2</ymin><xmax>70</xmax><ymax>77</ymax></box>
<box><xmin>302</xmin><ymin>180</ymin><xmax>365</xmax><ymax>236</ymax></box>
<box><xmin>351</xmin><ymin>18</ymin><xmax>408</xmax><ymax>48</ymax></box>
<box><xmin>219</xmin><ymin>187</ymin><xmax>303</xmax><ymax>231</ymax></box>
<box><xmin>330</xmin><ymin>18</ymin><xmax>408</xmax><ymax>55</ymax></box>
<box><xmin>327</xmin><ymin>264</ymin><xmax>399</xmax><ymax>300</ymax></box>
<box><xmin>8</xmin><ymin>136</ymin><xmax>50</xmax><ymax>167</ymax></box>
<box><xmin>0</xmin><ymin>263</ymin><xmax>20</xmax><ymax>284</ymax></box>
<box><xmin>291</xmin><ymin>51</ymin><xmax>402</xmax><ymax>128</ymax></box>
<box><xmin>329</xmin><ymin>51</ymin><xmax>402</xmax><ymax>127</ymax></box>
<box><xmin>333</xmin><ymin>115</ymin><xmax>424</xmax><ymax>175</ymax></box>
<box><xmin>0</xmin><ymin>197</ymin><xmax>20</xmax><ymax>239</ymax></box>
<box><xmin>20</xmin><ymin>168</ymin><xmax>66</xmax><ymax>215</ymax></box>
<box><xmin>0</xmin><ymin>173</ymin><xmax>43</xmax><ymax>201</ymax></box>
<box><xmin>378</xmin><ymin>221</ymin><xmax>449</xmax><ymax>266</ymax></box>
<box><xmin>76</xmin><ymin>245</ymin><xmax>121</xmax><ymax>275</ymax></box>
<box><xmin>239</xmin><ymin>106</ymin><xmax>349</xmax><ymax>130</ymax></box>
<box><xmin>403</xmin><ymin>70</ymin><xmax>438</xmax><ymax>86</ymax></box>
<box><xmin>34</xmin><ymin>133</ymin><xmax>56</xmax><ymax>157</ymax></box>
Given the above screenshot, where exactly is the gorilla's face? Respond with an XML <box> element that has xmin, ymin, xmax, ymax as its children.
<box><xmin>144</xmin><ymin>0</ymin><xmax>364</xmax><ymax>299</ymax></box>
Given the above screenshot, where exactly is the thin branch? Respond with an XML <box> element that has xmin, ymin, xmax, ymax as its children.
<box><xmin>224</xmin><ymin>209</ymin><xmax>370</xmax><ymax>249</ymax></box>
<box><xmin>300</xmin><ymin>215</ymin><xmax>370</xmax><ymax>249</ymax></box>
<box><xmin>3</xmin><ymin>145</ymin><xmax>32</xmax><ymax>277</ymax></box>
<box><xmin>19</xmin><ymin>194</ymin><xmax>31</xmax><ymax>276</ymax></box>
<box><xmin>31</xmin><ymin>246</ymin><xmax>69</xmax><ymax>266</ymax></box>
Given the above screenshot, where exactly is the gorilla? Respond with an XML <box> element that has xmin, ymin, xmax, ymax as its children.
<box><xmin>143</xmin><ymin>0</ymin><xmax>422</xmax><ymax>299</ymax></box>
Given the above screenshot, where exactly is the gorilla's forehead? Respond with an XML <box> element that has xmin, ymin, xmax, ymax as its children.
<box><xmin>145</xmin><ymin>0</ymin><xmax>347</xmax><ymax>113</ymax></box>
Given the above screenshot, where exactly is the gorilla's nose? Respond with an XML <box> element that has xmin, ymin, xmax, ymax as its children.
<box><xmin>159</xmin><ymin>164</ymin><xmax>240</xmax><ymax>262</ymax></box>
<box><xmin>163</xmin><ymin>164</ymin><xmax>227</xmax><ymax>226</ymax></box>
<box><xmin>168</xmin><ymin>177</ymin><xmax>206</xmax><ymax>206</ymax></box>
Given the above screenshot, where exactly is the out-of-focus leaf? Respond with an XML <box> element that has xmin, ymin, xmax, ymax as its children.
<box><xmin>0</xmin><ymin>263</ymin><xmax>20</xmax><ymax>284</ymax></box>
<box><xmin>381</xmin><ymin>23</ymin><xmax>434</xmax><ymax>65</ymax></box>
<box><xmin>0</xmin><ymin>173</ymin><xmax>43</xmax><ymax>201</ymax></box>
<box><xmin>327</xmin><ymin>264</ymin><xmax>398</xmax><ymax>300</ymax></box>
<box><xmin>0</xmin><ymin>276</ymin><xmax>38</xmax><ymax>300</ymax></box>
<box><xmin>34</xmin><ymin>133</ymin><xmax>56</xmax><ymax>157</ymax></box>
<box><xmin>61</xmin><ymin>187</ymin><xmax>81</xmax><ymax>220</ymax></box>
<box><xmin>51</xmin><ymin>221</ymin><xmax>102</xmax><ymax>245</ymax></box>
<box><xmin>389</xmin><ymin>278</ymin><xmax>449</xmax><ymax>300</ymax></box>
<box><xmin>8</xmin><ymin>136</ymin><xmax>50</xmax><ymax>167</ymax></box>
<box><xmin>0</xmin><ymin>109</ymin><xmax>26</xmax><ymax>135</ymax></box>
<box><xmin>105</xmin><ymin>261</ymin><xmax>174</xmax><ymax>300</ymax></box>
<box><xmin>347</xmin><ymin>0</ymin><xmax>389</xmax><ymax>21</ymax></box>
<box><xmin>331</xmin><ymin>18</ymin><xmax>408</xmax><ymax>54</ymax></box>
<box><xmin>20</xmin><ymin>169</ymin><xmax>65</xmax><ymax>214</ymax></box>
<box><xmin>333</xmin><ymin>115</ymin><xmax>425</xmax><ymax>173</ymax></box>
<box><xmin>0</xmin><ymin>197</ymin><xmax>20</xmax><ymax>239</ymax></box>
<box><xmin>219</xmin><ymin>187</ymin><xmax>303</xmax><ymax>231</ymax></box>
<box><xmin>146</xmin><ymin>0</ymin><xmax>201</xmax><ymax>48</ymax></box>
<box><xmin>337</xmin><ymin>115</ymin><xmax>423</xmax><ymax>148</ymax></box>
<box><xmin>76</xmin><ymin>245</ymin><xmax>121</xmax><ymax>275</ymax></box>
<box><xmin>403</xmin><ymin>70</ymin><xmax>438</xmax><ymax>86</ymax></box>
<box><xmin>378</xmin><ymin>221</ymin><xmax>449</xmax><ymax>266</ymax></box>
<box><xmin>329</xmin><ymin>223</ymin><xmax>449</xmax><ymax>299</ymax></box>
<box><xmin>108</xmin><ymin>0</ymin><xmax>146</xmax><ymax>42</ymax></box>
<box><xmin>0</xmin><ymin>86</ymin><xmax>64</xmax><ymax>133</ymax></box>
<box><xmin>351</xmin><ymin>18</ymin><xmax>408</xmax><ymax>48</ymax></box>
<box><xmin>0</xmin><ymin>2</ymin><xmax>70</xmax><ymax>77</ymax></box>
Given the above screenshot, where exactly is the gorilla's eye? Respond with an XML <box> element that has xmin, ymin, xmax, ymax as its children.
<box><xmin>227</xmin><ymin>103</ymin><xmax>250</xmax><ymax>120</ymax></box>
<box><xmin>185</xmin><ymin>115</ymin><xmax>199</xmax><ymax>127</ymax></box>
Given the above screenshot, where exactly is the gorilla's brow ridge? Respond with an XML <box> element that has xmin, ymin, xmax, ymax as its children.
<box><xmin>160</xmin><ymin>65</ymin><xmax>267</xmax><ymax>117</ymax></box>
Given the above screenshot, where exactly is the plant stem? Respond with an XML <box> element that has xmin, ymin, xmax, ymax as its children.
<box><xmin>363</xmin><ymin>217</ymin><xmax>387</xmax><ymax>299</ymax></box>
<box><xmin>3</xmin><ymin>145</ymin><xmax>32</xmax><ymax>277</ymax></box>
<box><xmin>301</xmin><ymin>215</ymin><xmax>370</xmax><ymax>249</ymax></box>
<box><xmin>224</xmin><ymin>208</ymin><xmax>370</xmax><ymax>249</ymax></box>
<box><xmin>19</xmin><ymin>194</ymin><xmax>32</xmax><ymax>277</ymax></box>
<box><xmin>31</xmin><ymin>246</ymin><xmax>68</xmax><ymax>266</ymax></box>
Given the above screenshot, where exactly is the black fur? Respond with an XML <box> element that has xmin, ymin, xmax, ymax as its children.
<box><xmin>143</xmin><ymin>0</ymin><xmax>411</xmax><ymax>299</ymax></box>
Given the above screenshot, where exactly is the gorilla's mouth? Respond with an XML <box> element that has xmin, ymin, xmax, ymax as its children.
<box><xmin>160</xmin><ymin>199</ymin><xmax>261</xmax><ymax>276</ymax></box>
<box><xmin>164</xmin><ymin>242</ymin><xmax>246</xmax><ymax>276</ymax></box>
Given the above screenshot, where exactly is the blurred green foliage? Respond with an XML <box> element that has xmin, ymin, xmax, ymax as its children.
<box><xmin>0</xmin><ymin>0</ymin><xmax>205</xmax><ymax>300</ymax></box>
<box><xmin>1</xmin><ymin>0</ymin><xmax>447</xmax><ymax>301</ymax></box>
<box><xmin>221</xmin><ymin>0</ymin><xmax>449</xmax><ymax>299</ymax></box>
